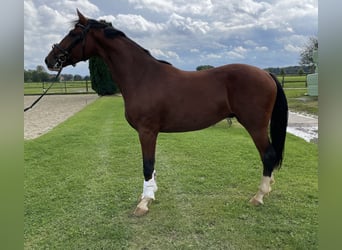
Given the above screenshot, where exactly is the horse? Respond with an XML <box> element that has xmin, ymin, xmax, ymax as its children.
<box><xmin>45</xmin><ymin>10</ymin><xmax>288</xmax><ymax>216</ymax></box>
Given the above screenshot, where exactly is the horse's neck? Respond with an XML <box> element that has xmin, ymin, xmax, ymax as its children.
<box><xmin>94</xmin><ymin>36</ymin><xmax>157</xmax><ymax>97</ymax></box>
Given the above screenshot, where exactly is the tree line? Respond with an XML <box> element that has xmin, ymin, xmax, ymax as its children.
<box><xmin>264</xmin><ymin>65</ymin><xmax>314</xmax><ymax>75</ymax></box>
<box><xmin>24</xmin><ymin>66</ymin><xmax>90</xmax><ymax>83</ymax></box>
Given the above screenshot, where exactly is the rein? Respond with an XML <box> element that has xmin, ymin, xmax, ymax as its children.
<box><xmin>24</xmin><ymin>68</ymin><xmax>62</xmax><ymax>112</ymax></box>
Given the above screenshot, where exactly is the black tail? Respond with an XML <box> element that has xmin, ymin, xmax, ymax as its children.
<box><xmin>269</xmin><ymin>73</ymin><xmax>288</xmax><ymax>168</ymax></box>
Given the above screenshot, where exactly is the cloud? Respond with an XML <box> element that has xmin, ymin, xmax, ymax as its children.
<box><xmin>284</xmin><ymin>44</ymin><xmax>302</xmax><ymax>53</ymax></box>
<box><xmin>167</xmin><ymin>13</ymin><xmax>210</xmax><ymax>35</ymax></box>
<box><xmin>113</xmin><ymin>14</ymin><xmax>165</xmax><ymax>36</ymax></box>
<box><xmin>190</xmin><ymin>48</ymin><xmax>200</xmax><ymax>53</ymax></box>
<box><xmin>244</xmin><ymin>40</ymin><xmax>258</xmax><ymax>46</ymax></box>
<box><xmin>24</xmin><ymin>0</ymin><xmax>318</xmax><ymax>74</ymax></box>
<box><xmin>128</xmin><ymin>0</ymin><xmax>213</xmax><ymax>15</ymax></box>
<box><xmin>150</xmin><ymin>48</ymin><xmax>180</xmax><ymax>60</ymax></box>
<box><xmin>255</xmin><ymin>46</ymin><xmax>269</xmax><ymax>52</ymax></box>
<box><xmin>277</xmin><ymin>34</ymin><xmax>308</xmax><ymax>53</ymax></box>
<box><xmin>50</xmin><ymin>0</ymin><xmax>99</xmax><ymax>16</ymax></box>
<box><xmin>226</xmin><ymin>46</ymin><xmax>248</xmax><ymax>60</ymax></box>
<box><xmin>205</xmin><ymin>53</ymin><xmax>222</xmax><ymax>59</ymax></box>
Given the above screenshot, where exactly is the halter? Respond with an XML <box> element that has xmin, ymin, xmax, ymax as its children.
<box><xmin>51</xmin><ymin>23</ymin><xmax>91</xmax><ymax>70</ymax></box>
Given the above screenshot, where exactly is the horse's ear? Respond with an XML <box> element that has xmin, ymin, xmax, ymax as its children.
<box><xmin>76</xmin><ymin>9</ymin><xmax>87</xmax><ymax>25</ymax></box>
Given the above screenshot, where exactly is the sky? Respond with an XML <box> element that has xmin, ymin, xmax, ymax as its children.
<box><xmin>24</xmin><ymin>0</ymin><xmax>318</xmax><ymax>76</ymax></box>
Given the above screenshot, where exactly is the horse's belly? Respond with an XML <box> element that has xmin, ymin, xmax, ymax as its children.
<box><xmin>159</xmin><ymin>105</ymin><xmax>229</xmax><ymax>132</ymax></box>
<box><xmin>160</xmin><ymin>121</ymin><xmax>218</xmax><ymax>133</ymax></box>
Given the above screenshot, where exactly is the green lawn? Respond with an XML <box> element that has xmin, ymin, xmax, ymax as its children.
<box><xmin>24</xmin><ymin>96</ymin><xmax>318</xmax><ymax>249</ymax></box>
<box><xmin>284</xmin><ymin>88</ymin><xmax>318</xmax><ymax>115</ymax></box>
<box><xmin>277</xmin><ymin>75</ymin><xmax>307</xmax><ymax>88</ymax></box>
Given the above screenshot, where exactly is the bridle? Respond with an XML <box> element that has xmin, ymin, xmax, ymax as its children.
<box><xmin>51</xmin><ymin>19</ymin><xmax>120</xmax><ymax>70</ymax></box>
<box><xmin>51</xmin><ymin>23</ymin><xmax>91</xmax><ymax>71</ymax></box>
<box><xmin>25</xmin><ymin>21</ymin><xmax>108</xmax><ymax>112</ymax></box>
<box><xmin>25</xmin><ymin>23</ymin><xmax>91</xmax><ymax>112</ymax></box>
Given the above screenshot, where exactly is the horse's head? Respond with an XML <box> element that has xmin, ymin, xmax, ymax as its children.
<box><xmin>45</xmin><ymin>10</ymin><xmax>93</xmax><ymax>71</ymax></box>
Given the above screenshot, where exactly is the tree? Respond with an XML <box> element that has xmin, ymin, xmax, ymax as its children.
<box><xmin>62</xmin><ymin>74</ymin><xmax>74</xmax><ymax>81</ymax></box>
<box><xmin>89</xmin><ymin>56</ymin><xmax>118</xmax><ymax>96</ymax></box>
<box><xmin>280</xmin><ymin>68</ymin><xmax>286</xmax><ymax>76</ymax></box>
<box><xmin>298</xmin><ymin>68</ymin><xmax>305</xmax><ymax>76</ymax></box>
<box><xmin>74</xmin><ymin>74</ymin><xmax>83</xmax><ymax>81</ymax></box>
<box><xmin>196</xmin><ymin>65</ymin><xmax>214</xmax><ymax>71</ymax></box>
<box><xmin>24</xmin><ymin>70</ymin><xmax>32</xmax><ymax>82</ymax></box>
<box><xmin>35</xmin><ymin>65</ymin><xmax>50</xmax><ymax>82</ymax></box>
<box><xmin>300</xmin><ymin>37</ymin><xmax>318</xmax><ymax>73</ymax></box>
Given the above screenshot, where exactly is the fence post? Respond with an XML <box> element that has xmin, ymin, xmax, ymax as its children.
<box><xmin>86</xmin><ymin>80</ymin><xmax>89</xmax><ymax>93</ymax></box>
<box><xmin>64</xmin><ymin>81</ymin><xmax>67</xmax><ymax>93</ymax></box>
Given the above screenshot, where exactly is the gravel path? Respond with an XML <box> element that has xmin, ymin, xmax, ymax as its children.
<box><xmin>24</xmin><ymin>94</ymin><xmax>98</xmax><ymax>140</ymax></box>
<box><xmin>24</xmin><ymin>95</ymin><xmax>318</xmax><ymax>142</ymax></box>
<box><xmin>287</xmin><ymin>111</ymin><xmax>318</xmax><ymax>143</ymax></box>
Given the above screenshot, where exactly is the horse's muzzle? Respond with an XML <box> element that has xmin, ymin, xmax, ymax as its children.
<box><xmin>45</xmin><ymin>56</ymin><xmax>62</xmax><ymax>72</ymax></box>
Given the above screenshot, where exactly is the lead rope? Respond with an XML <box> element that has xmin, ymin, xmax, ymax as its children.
<box><xmin>24</xmin><ymin>68</ymin><xmax>62</xmax><ymax>112</ymax></box>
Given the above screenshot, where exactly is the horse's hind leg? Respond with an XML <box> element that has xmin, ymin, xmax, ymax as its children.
<box><xmin>246</xmin><ymin>128</ymin><xmax>277</xmax><ymax>205</ymax></box>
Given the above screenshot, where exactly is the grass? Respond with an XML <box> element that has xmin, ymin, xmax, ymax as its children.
<box><xmin>273</xmin><ymin>75</ymin><xmax>318</xmax><ymax>115</ymax></box>
<box><xmin>284</xmin><ymin>88</ymin><xmax>318</xmax><ymax>115</ymax></box>
<box><xmin>277</xmin><ymin>75</ymin><xmax>307</xmax><ymax>89</ymax></box>
<box><xmin>24</xmin><ymin>96</ymin><xmax>318</xmax><ymax>249</ymax></box>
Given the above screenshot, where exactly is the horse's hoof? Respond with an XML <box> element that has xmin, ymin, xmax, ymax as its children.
<box><xmin>133</xmin><ymin>206</ymin><xmax>149</xmax><ymax>216</ymax></box>
<box><xmin>270</xmin><ymin>177</ymin><xmax>275</xmax><ymax>185</ymax></box>
<box><xmin>133</xmin><ymin>197</ymin><xmax>152</xmax><ymax>216</ymax></box>
<box><xmin>249</xmin><ymin>196</ymin><xmax>264</xmax><ymax>206</ymax></box>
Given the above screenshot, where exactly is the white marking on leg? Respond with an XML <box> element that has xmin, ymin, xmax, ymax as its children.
<box><xmin>134</xmin><ymin>170</ymin><xmax>158</xmax><ymax>216</ymax></box>
<box><xmin>250</xmin><ymin>176</ymin><xmax>272</xmax><ymax>205</ymax></box>
<box><xmin>142</xmin><ymin>170</ymin><xmax>158</xmax><ymax>200</ymax></box>
<box><xmin>259</xmin><ymin>176</ymin><xmax>271</xmax><ymax>194</ymax></box>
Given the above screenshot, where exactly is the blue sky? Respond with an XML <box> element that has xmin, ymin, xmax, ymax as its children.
<box><xmin>24</xmin><ymin>0</ymin><xmax>317</xmax><ymax>76</ymax></box>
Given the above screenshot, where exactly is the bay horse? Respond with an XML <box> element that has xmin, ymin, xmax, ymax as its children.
<box><xmin>45</xmin><ymin>10</ymin><xmax>288</xmax><ymax>216</ymax></box>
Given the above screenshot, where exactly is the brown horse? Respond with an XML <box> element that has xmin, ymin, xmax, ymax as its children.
<box><xmin>45</xmin><ymin>10</ymin><xmax>288</xmax><ymax>216</ymax></box>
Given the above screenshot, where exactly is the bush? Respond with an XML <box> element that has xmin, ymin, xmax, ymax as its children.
<box><xmin>88</xmin><ymin>56</ymin><xmax>118</xmax><ymax>96</ymax></box>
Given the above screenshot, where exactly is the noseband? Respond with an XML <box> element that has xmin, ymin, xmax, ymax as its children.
<box><xmin>52</xmin><ymin>23</ymin><xmax>90</xmax><ymax>70</ymax></box>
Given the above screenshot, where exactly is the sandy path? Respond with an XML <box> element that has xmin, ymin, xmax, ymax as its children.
<box><xmin>24</xmin><ymin>94</ymin><xmax>98</xmax><ymax>140</ymax></box>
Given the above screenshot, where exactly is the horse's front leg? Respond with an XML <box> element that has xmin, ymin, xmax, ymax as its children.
<box><xmin>134</xmin><ymin>129</ymin><xmax>158</xmax><ymax>216</ymax></box>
